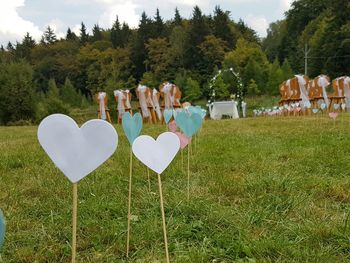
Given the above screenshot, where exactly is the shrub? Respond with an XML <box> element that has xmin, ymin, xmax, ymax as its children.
<box><xmin>0</xmin><ymin>61</ymin><xmax>36</xmax><ymax>124</ymax></box>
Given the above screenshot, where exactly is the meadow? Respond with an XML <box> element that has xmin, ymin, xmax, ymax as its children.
<box><xmin>1</xmin><ymin>114</ymin><xmax>350</xmax><ymax>262</ymax></box>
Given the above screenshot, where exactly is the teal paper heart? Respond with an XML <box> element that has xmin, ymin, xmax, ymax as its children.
<box><xmin>312</xmin><ymin>108</ymin><xmax>319</xmax><ymax>114</ymax></box>
<box><xmin>188</xmin><ymin>106</ymin><xmax>206</xmax><ymax>119</ymax></box>
<box><xmin>122</xmin><ymin>112</ymin><xmax>142</xmax><ymax>145</ymax></box>
<box><xmin>200</xmin><ymin>109</ymin><xmax>207</xmax><ymax>119</ymax></box>
<box><xmin>163</xmin><ymin>109</ymin><xmax>173</xmax><ymax>124</ymax></box>
<box><xmin>0</xmin><ymin>209</ymin><xmax>5</xmax><ymax>249</ymax></box>
<box><xmin>175</xmin><ymin>111</ymin><xmax>202</xmax><ymax>137</ymax></box>
<box><xmin>320</xmin><ymin>103</ymin><xmax>326</xmax><ymax>110</ymax></box>
<box><xmin>333</xmin><ymin>104</ymin><xmax>340</xmax><ymax>110</ymax></box>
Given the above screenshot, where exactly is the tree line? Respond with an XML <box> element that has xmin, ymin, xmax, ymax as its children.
<box><xmin>0</xmin><ymin>1</ymin><xmax>348</xmax><ymax>124</ymax></box>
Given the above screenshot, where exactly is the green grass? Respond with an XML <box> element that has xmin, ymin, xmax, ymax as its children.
<box><xmin>1</xmin><ymin>114</ymin><xmax>350</xmax><ymax>262</ymax></box>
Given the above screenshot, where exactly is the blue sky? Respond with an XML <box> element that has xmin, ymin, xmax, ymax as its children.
<box><xmin>0</xmin><ymin>0</ymin><xmax>293</xmax><ymax>46</ymax></box>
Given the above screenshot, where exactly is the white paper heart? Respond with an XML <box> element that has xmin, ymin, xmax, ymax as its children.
<box><xmin>38</xmin><ymin>114</ymin><xmax>118</xmax><ymax>183</ymax></box>
<box><xmin>132</xmin><ymin>132</ymin><xmax>180</xmax><ymax>174</ymax></box>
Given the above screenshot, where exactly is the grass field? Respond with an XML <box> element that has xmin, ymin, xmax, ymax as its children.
<box><xmin>1</xmin><ymin>114</ymin><xmax>350</xmax><ymax>262</ymax></box>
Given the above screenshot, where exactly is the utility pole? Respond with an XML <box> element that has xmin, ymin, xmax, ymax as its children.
<box><xmin>304</xmin><ymin>43</ymin><xmax>311</xmax><ymax>76</ymax></box>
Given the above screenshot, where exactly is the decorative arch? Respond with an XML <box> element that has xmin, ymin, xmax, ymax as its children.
<box><xmin>208</xmin><ymin>68</ymin><xmax>244</xmax><ymax>103</ymax></box>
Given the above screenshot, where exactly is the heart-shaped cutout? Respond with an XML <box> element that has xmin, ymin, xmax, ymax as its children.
<box><xmin>0</xmin><ymin>210</ymin><xmax>5</xmax><ymax>249</ymax></box>
<box><xmin>333</xmin><ymin>104</ymin><xmax>340</xmax><ymax>110</ymax></box>
<box><xmin>163</xmin><ymin>109</ymin><xmax>173</xmax><ymax>124</ymax></box>
<box><xmin>168</xmin><ymin>120</ymin><xmax>177</xmax><ymax>133</ymax></box>
<box><xmin>329</xmin><ymin>112</ymin><xmax>338</xmax><ymax>120</ymax></box>
<box><xmin>189</xmin><ymin>106</ymin><xmax>207</xmax><ymax>119</ymax></box>
<box><xmin>320</xmin><ymin>103</ymin><xmax>327</xmax><ymax>110</ymax></box>
<box><xmin>312</xmin><ymin>108</ymin><xmax>319</xmax><ymax>114</ymax></box>
<box><xmin>132</xmin><ymin>132</ymin><xmax>180</xmax><ymax>174</ymax></box>
<box><xmin>175</xmin><ymin>112</ymin><xmax>202</xmax><ymax>138</ymax></box>
<box><xmin>122</xmin><ymin>112</ymin><xmax>142</xmax><ymax>145</ymax></box>
<box><xmin>341</xmin><ymin>103</ymin><xmax>346</xmax><ymax>110</ymax></box>
<box><xmin>38</xmin><ymin>114</ymin><xmax>118</xmax><ymax>183</ymax></box>
<box><xmin>175</xmin><ymin>132</ymin><xmax>191</xmax><ymax>149</ymax></box>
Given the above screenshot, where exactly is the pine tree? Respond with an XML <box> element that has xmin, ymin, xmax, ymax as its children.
<box><xmin>45</xmin><ymin>78</ymin><xmax>69</xmax><ymax>115</ymax></box>
<box><xmin>213</xmin><ymin>6</ymin><xmax>234</xmax><ymax>48</ymax></box>
<box><xmin>80</xmin><ymin>22</ymin><xmax>89</xmax><ymax>45</ymax></box>
<box><xmin>66</xmin><ymin>28</ymin><xmax>77</xmax><ymax>41</ymax></box>
<box><xmin>60</xmin><ymin>78</ymin><xmax>81</xmax><ymax>107</ymax></box>
<box><xmin>281</xmin><ymin>59</ymin><xmax>293</xmax><ymax>80</ymax></box>
<box><xmin>213</xmin><ymin>74</ymin><xmax>229</xmax><ymax>100</ymax></box>
<box><xmin>16</xmin><ymin>32</ymin><xmax>35</xmax><ymax>60</ymax></box>
<box><xmin>47</xmin><ymin>78</ymin><xmax>59</xmax><ymax>97</ymax></box>
<box><xmin>43</xmin><ymin>26</ymin><xmax>57</xmax><ymax>44</ymax></box>
<box><xmin>154</xmin><ymin>8</ymin><xmax>165</xmax><ymax>37</ymax></box>
<box><xmin>22</xmin><ymin>32</ymin><xmax>36</xmax><ymax>48</ymax></box>
<box><xmin>184</xmin><ymin>6</ymin><xmax>211</xmax><ymax>71</ymax></box>
<box><xmin>243</xmin><ymin>58</ymin><xmax>263</xmax><ymax>90</ymax></box>
<box><xmin>131</xmin><ymin>11</ymin><xmax>154</xmax><ymax>79</ymax></box>
<box><xmin>266</xmin><ymin>59</ymin><xmax>284</xmax><ymax>94</ymax></box>
<box><xmin>174</xmin><ymin>7</ymin><xmax>182</xmax><ymax>26</ymax></box>
<box><xmin>6</xmin><ymin>42</ymin><xmax>14</xmax><ymax>51</ymax></box>
<box><xmin>92</xmin><ymin>24</ymin><xmax>102</xmax><ymax>42</ymax></box>
<box><xmin>120</xmin><ymin>22</ymin><xmax>131</xmax><ymax>47</ymax></box>
<box><xmin>111</xmin><ymin>16</ymin><xmax>121</xmax><ymax>48</ymax></box>
<box><xmin>183</xmin><ymin>77</ymin><xmax>202</xmax><ymax>101</ymax></box>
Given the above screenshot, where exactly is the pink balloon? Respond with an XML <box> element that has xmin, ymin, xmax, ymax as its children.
<box><xmin>329</xmin><ymin>112</ymin><xmax>338</xmax><ymax>120</ymax></box>
<box><xmin>175</xmin><ymin>132</ymin><xmax>191</xmax><ymax>149</ymax></box>
<box><xmin>168</xmin><ymin>120</ymin><xmax>177</xmax><ymax>132</ymax></box>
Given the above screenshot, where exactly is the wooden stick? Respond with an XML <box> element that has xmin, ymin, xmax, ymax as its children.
<box><xmin>72</xmin><ymin>183</ymin><xmax>78</xmax><ymax>263</ymax></box>
<box><xmin>187</xmin><ymin>145</ymin><xmax>190</xmax><ymax>201</ymax></box>
<box><xmin>181</xmin><ymin>149</ymin><xmax>184</xmax><ymax>172</ymax></box>
<box><xmin>147</xmin><ymin>168</ymin><xmax>151</xmax><ymax>192</ymax></box>
<box><xmin>126</xmin><ymin>148</ymin><xmax>133</xmax><ymax>257</ymax></box>
<box><xmin>194</xmin><ymin>134</ymin><xmax>197</xmax><ymax>155</ymax></box>
<box><xmin>157</xmin><ymin>173</ymin><xmax>170</xmax><ymax>263</ymax></box>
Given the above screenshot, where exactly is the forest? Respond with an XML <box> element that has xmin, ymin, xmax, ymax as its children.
<box><xmin>0</xmin><ymin>0</ymin><xmax>349</xmax><ymax>124</ymax></box>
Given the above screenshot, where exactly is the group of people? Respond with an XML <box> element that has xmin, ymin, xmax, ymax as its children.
<box><xmin>96</xmin><ymin>82</ymin><xmax>182</xmax><ymax>124</ymax></box>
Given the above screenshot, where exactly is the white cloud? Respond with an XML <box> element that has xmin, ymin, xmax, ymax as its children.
<box><xmin>48</xmin><ymin>19</ymin><xmax>66</xmax><ymax>39</ymax></box>
<box><xmin>168</xmin><ymin>0</ymin><xmax>210</xmax><ymax>6</ymax></box>
<box><xmin>72</xmin><ymin>24</ymin><xmax>81</xmax><ymax>36</ymax></box>
<box><xmin>97</xmin><ymin>1</ymin><xmax>140</xmax><ymax>28</ymax></box>
<box><xmin>246</xmin><ymin>14</ymin><xmax>269</xmax><ymax>37</ymax></box>
<box><xmin>0</xmin><ymin>0</ymin><xmax>42</xmax><ymax>45</ymax></box>
<box><xmin>280</xmin><ymin>0</ymin><xmax>293</xmax><ymax>12</ymax></box>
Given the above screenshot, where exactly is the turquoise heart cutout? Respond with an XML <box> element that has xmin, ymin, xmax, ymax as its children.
<box><xmin>200</xmin><ymin>109</ymin><xmax>207</xmax><ymax>119</ymax></box>
<box><xmin>188</xmin><ymin>106</ymin><xmax>206</xmax><ymax>119</ymax></box>
<box><xmin>175</xmin><ymin>111</ymin><xmax>202</xmax><ymax>137</ymax></box>
<box><xmin>312</xmin><ymin>108</ymin><xmax>319</xmax><ymax>114</ymax></box>
<box><xmin>320</xmin><ymin>103</ymin><xmax>326</xmax><ymax>110</ymax></box>
<box><xmin>122</xmin><ymin>112</ymin><xmax>142</xmax><ymax>145</ymax></box>
<box><xmin>163</xmin><ymin>109</ymin><xmax>173</xmax><ymax>124</ymax></box>
<box><xmin>0</xmin><ymin>209</ymin><xmax>5</xmax><ymax>249</ymax></box>
<box><xmin>334</xmin><ymin>104</ymin><xmax>340</xmax><ymax>110</ymax></box>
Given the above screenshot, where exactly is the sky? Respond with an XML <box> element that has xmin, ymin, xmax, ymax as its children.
<box><xmin>0</xmin><ymin>0</ymin><xmax>294</xmax><ymax>47</ymax></box>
